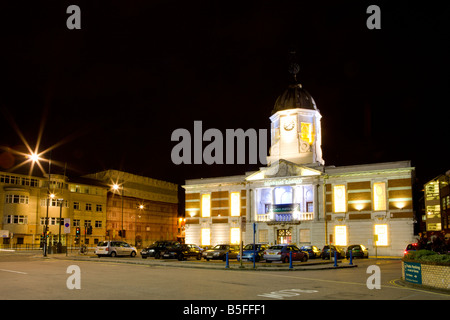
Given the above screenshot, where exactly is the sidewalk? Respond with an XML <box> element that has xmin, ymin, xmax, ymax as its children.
<box><xmin>47</xmin><ymin>252</ymin><xmax>359</xmax><ymax>271</ymax></box>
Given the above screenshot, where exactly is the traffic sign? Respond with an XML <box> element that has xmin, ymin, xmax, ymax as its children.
<box><xmin>64</xmin><ymin>218</ymin><xmax>71</xmax><ymax>233</ymax></box>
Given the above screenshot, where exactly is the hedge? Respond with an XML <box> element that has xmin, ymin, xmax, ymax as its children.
<box><xmin>404</xmin><ymin>250</ymin><xmax>450</xmax><ymax>266</ymax></box>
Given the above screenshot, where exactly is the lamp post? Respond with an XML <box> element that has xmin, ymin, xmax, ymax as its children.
<box><xmin>112</xmin><ymin>183</ymin><xmax>124</xmax><ymax>240</ymax></box>
<box><xmin>135</xmin><ymin>204</ymin><xmax>144</xmax><ymax>247</ymax></box>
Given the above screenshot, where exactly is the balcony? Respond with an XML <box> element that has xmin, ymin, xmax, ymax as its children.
<box><xmin>256</xmin><ymin>212</ymin><xmax>314</xmax><ymax>223</ymax></box>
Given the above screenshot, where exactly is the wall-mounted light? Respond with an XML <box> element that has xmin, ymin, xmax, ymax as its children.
<box><xmin>395</xmin><ymin>201</ymin><xmax>406</xmax><ymax>210</ymax></box>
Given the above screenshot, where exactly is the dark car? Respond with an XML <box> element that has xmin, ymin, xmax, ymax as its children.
<box><xmin>237</xmin><ymin>243</ymin><xmax>270</xmax><ymax>262</ymax></box>
<box><xmin>300</xmin><ymin>245</ymin><xmax>322</xmax><ymax>259</ymax></box>
<box><xmin>140</xmin><ymin>240</ymin><xmax>180</xmax><ymax>259</ymax></box>
<box><xmin>163</xmin><ymin>244</ymin><xmax>203</xmax><ymax>261</ymax></box>
<box><xmin>263</xmin><ymin>244</ymin><xmax>308</xmax><ymax>263</ymax></box>
<box><xmin>345</xmin><ymin>244</ymin><xmax>369</xmax><ymax>259</ymax></box>
<box><xmin>321</xmin><ymin>245</ymin><xmax>345</xmax><ymax>260</ymax></box>
<box><xmin>404</xmin><ymin>243</ymin><xmax>419</xmax><ymax>256</ymax></box>
<box><xmin>202</xmin><ymin>244</ymin><xmax>240</xmax><ymax>261</ymax></box>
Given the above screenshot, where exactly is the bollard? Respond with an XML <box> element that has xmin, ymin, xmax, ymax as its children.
<box><xmin>333</xmin><ymin>250</ymin><xmax>337</xmax><ymax>267</ymax></box>
<box><xmin>349</xmin><ymin>249</ymin><xmax>353</xmax><ymax>265</ymax></box>
<box><xmin>289</xmin><ymin>251</ymin><xmax>293</xmax><ymax>269</ymax></box>
<box><xmin>225</xmin><ymin>252</ymin><xmax>229</xmax><ymax>268</ymax></box>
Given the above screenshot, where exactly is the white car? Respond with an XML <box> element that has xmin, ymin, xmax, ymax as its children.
<box><xmin>95</xmin><ymin>240</ymin><xmax>137</xmax><ymax>257</ymax></box>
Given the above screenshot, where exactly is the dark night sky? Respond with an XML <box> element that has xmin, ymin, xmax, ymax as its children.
<box><xmin>0</xmin><ymin>0</ymin><xmax>449</xmax><ymax>188</ymax></box>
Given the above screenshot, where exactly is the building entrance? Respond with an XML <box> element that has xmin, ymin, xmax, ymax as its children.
<box><xmin>277</xmin><ymin>229</ymin><xmax>292</xmax><ymax>244</ymax></box>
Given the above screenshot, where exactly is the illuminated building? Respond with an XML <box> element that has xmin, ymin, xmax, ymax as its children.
<box><xmin>183</xmin><ymin>79</ymin><xmax>416</xmax><ymax>256</ymax></box>
<box><xmin>423</xmin><ymin>171</ymin><xmax>450</xmax><ymax>233</ymax></box>
<box><xmin>85</xmin><ymin>170</ymin><xmax>178</xmax><ymax>248</ymax></box>
<box><xmin>0</xmin><ymin>170</ymin><xmax>178</xmax><ymax>249</ymax></box>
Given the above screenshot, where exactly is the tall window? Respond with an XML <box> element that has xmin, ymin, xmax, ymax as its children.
<box><xmin>335</xmin><ymin>226</ymin><xmax>347</xmax><ymax>246</ymax></box>
<box><xmin>374</xmin><ymin>224</ymin><xmax>388</xmax><ymax>246</ymax></box>
<box><xmin>300</xmin><ymin>122</ymin><xmax>313</xmax><ymax>144</ymax></box>
<box><xmin>230</xmin><ymin>192</ymin><xmax>240</xmax><ymax>217</ymax></box>
<box><xmin>230</xmin><ymin>228</ymin><xmax>240</xmax><ymax>244</ymax></box>
<box><xmin>201</xmin><ymin>228</ymin><xmax>210</xmax><ymax>246</ymax></box>
<box><xmin>333</xmin><ymin>185</ymin><xmax>346</xmax><ymax>213</ymax></box>
<box><xmin>201</xmin><ymin>194</ymin><xmax>211</xmax><ymax>218</ymax></box>
<box><xmin>373</xmin><ymin>182</ymin><xmax>386</xmax><ymax>211</ymax></box>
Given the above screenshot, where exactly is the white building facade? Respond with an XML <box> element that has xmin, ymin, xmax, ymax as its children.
<box><xmin>183</xmin><ymin>82</ymin><xmax>416</xmax><ymax>256</ymax></box>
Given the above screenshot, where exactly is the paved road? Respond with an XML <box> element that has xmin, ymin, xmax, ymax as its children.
<box><xmin>0</xmin><ymin>251</ymin><xmax>448</xmax><ymax>301</ymax></box>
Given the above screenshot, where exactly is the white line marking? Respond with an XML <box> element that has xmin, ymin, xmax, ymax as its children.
<box><xmin>0</xmin><ymin>269</ymin><xmax>28</xmax><ymax>274</ymax></box>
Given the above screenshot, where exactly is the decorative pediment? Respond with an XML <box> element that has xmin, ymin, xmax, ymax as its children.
<box><xmin>246</xmin><ymin>159</ymin><xmax>322</xmax><ymax>181</ymax></box>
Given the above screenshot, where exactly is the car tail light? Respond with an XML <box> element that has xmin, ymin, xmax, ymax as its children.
<box><xmin>106</xmin><ymin>247</ymin><xmax>109</xmax><ymax>251</ymax></box>
<box><xmin>277</xmin><ymin>252</ymin><xmax>281</xmax><ymax>255</ymax></box>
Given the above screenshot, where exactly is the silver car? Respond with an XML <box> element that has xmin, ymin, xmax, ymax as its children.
<box><xmin>95</xmin><ymin>240</ymin><xmax>137</xmax><ymax>257</ymax></box>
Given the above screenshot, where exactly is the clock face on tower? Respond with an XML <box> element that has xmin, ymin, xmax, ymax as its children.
<box><xmin>283</xmin><ymin>118</ymin><xmax>295</xmax><ymax>131</ymax></box>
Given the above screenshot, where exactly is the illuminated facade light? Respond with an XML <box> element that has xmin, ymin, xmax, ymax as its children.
<box><xmin>333</xmin><ymin>185</ymin><xmax>346</xmax><ymax>213</ymax></box>
<box><xmin>230</xmin><ymin>227</ymin><xmax>240</xmax><ymax>244</ymax></box>
<box><xmin>373</xmin><ymin>182</ymin><xmax>386</xmax><ymax>211</ymax></box>
<box><xmin>230</xmin><ymin>192</ymin><xmax>240</xmax><ymax>217</ymax></box>
<box><xmin>334</xmin><ymin>225</ymin><xmax>347</xmax><ymax>246</ymax></box>
<box><xmin>201</xmin><ymin>228</ymin><xmax>210</xmax><ymax>246</ymax></box>
<box><xmin>374</xmin><ymin>224</ymin><xmax>388</xmax><ymax>246</ymax></box>
<box><xmin>201</xmin><ymin>194</ymin><xmax>211</xmax><ymax>218</ymax></box>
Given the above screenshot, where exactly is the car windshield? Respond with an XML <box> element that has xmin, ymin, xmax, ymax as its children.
<box><xmin>97</xmin><ymin>241</ymin><xmax>108</xmax><ymax>247</ymax></box>
<box><xmin>348</xmin><ymin>245</ymin><xmax>360</xmax><ymax>250</ymax></box>
<box><xmin>213</xmin><ymin>245</ymin><xmax>228</xmax><ymax>250</ymax></box>
<box><xmin>302</xmin><ymin>246</ymin><xmax>312</xmax><ymax>250</ymax></box>
<box><xmin>244</xmin><ymin>244</ymin><xmax>257</xmax><ymax>250</ymax></box>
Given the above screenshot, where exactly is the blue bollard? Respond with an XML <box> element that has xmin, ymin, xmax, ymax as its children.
<box><xmin>289</xmin><ymin>251</ymin><xmax>293</xmax><ymax>269</ymax></box>
<box><xmin>349</xmin><ymin>249</ymin><xmax>353</xmax><ymax>265</ymax></box>
<box><xmin>225</xmin><ymin>252</ymin><xmax>229</xmax><ymax>268</ymax></box>
<box><xmin>333</xmin><ymin>250</ymin><xmax>337</xmax><ymax>267</ymax></box>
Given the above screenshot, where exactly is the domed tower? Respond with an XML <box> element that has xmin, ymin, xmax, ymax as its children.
<box><xmin>267</xmin><ymin>78</ymin><xmax>324</xmax><ymax>167</ymax></box>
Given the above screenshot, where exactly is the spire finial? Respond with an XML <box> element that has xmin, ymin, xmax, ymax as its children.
<box><xmin>288</xmin><ymin>50</ymin><xmax>300</xmax><ymax>82</ymax></box>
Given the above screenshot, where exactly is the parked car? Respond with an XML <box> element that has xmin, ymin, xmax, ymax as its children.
<box><xmin>237</xmin><ymin>243</ymin><xmax>270</xmax><ymax>262</ymax></box>
<box><xmin>263</xmin><ymin>244</ymin><xmax>308</xmax><ymax>263</ymax></box>
<box><xmin>404</xmin><ymin>243</ymin><xmax>419</xmax><ymax>256</ymax></box>
<box><xmin>202</xmin><ymin>244</ymin><xmax>240</xmax><ymax>261</ymax></box>
<box><xmin>140</xmin><ymin>240</ymin><xmax>180</xmax><ymax>259</ymax></box>
<box><xmin>95</xmin><ymin>240</ymin><xmax>137</xmax><ymax>257</ymax></box>
<box><xmin>321</xmin><ymin>245</ymin><xmax>345</xmax><ymax>259</ymax></box>
<box><xmin>345</xmin><ymin>244</ymin><xmax>369</xmax><ymax>259</ymax></box>
<box><xmin>162</xmin><ymin>244</ymin><xmax>203</xmax><ymax>261</ymax></box>
<box><xmin>300</xmin><ymin>245</ymin><xmax>322</xmax><ymax>259</ymax></box>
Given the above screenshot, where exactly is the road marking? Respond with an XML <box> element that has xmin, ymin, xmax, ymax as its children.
<box><xmin>258</xmin><ymin>288</ymin><xmax>318</xmax><ymax>299</ymax></box>
<box><xmin>0</xmin><ymin>269</ymin><xmax>27</xmax><ymax>275</ymax></box>
<box><xmin>389</xmin><ymin>279</ymin><xmax>450</xmax><ymax>297</ymax></box>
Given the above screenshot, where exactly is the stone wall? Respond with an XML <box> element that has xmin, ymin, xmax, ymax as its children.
<box><xmin>402</xmin><ymin>261</ymin><xmax>450</xmax><ymax>290</ymax></box>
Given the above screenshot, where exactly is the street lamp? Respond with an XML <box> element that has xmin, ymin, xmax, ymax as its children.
<box><xmin>111</xmin><ymin>183</ymin><xmax>124</xmax><ymax>240</ymax></box>
<box><xmin>135</xmin><ymin>204</ymin><xmax>144</xmax><ymax>247</ymax></box>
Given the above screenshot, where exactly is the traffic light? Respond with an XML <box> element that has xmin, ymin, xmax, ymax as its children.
<box><xmin>76</xmin><ymin>227</ymin><xmax>80</xmax><ymax>238</ymax></box>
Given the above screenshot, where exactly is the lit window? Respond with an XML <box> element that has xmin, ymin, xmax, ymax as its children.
<box><xmin>230</xmin><ymin>228</ymin><xmax>240</xmax><ymax>244</ymax></box>
<box><xmin>374</xmin><ymin>224</ymin><xmax>388</xmax><ymax>246</ymax></box>
<box><xmin>373</xmin><ymin>182</ymin><xmax>386</xmax><ymax>211</ymax></box>
<box><xmin>300</xmin><ymin>122</ymin><xmax>313</xmax><ymax>145</ymax></box>
<box><xmin>201</xmin><ymin>194</ymin><xmax>211</xmax><ymax>218</ymax></box>
<box><xmin>335</xmin><ymin>226</ymin><xmax>347</xmax><ymax>246</ymax></box>
<box><xmin>230</xmin><ymin>192</ymin><xmax>240</xmax><ymax>217</ymax></box>
<box><xmin>201</xmin><ymin>228</ymin><xmax>210</xmax><ymax>246</ymax></box>
<box><xmin>333</xmin><ymin>185</ymin><xmax>346</xmax><ymax>213</ymax></box>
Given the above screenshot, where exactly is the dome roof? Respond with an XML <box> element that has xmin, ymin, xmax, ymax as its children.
<box><xmin>272</xmin><ymin>83</ymin><xmax>317</xmax><ymax>114</ymax></box>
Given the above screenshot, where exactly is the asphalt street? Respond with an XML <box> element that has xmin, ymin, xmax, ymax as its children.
<box><xmin>0</xmin><ymin>251</ymin><xmax>448</xmax><ymax>301</ymax></box>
